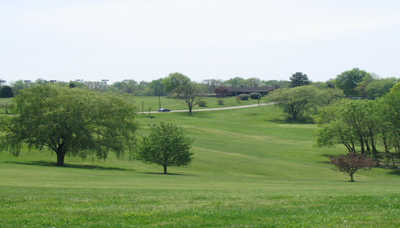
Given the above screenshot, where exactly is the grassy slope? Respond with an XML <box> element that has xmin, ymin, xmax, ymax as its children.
<box><xmin>0</xmin><ymin>106</ymin><xmax>399</xmax><ymax>227</ymax></box>
<box><xmin>123</xmin><ymin>96</ymin><xmax>262</xmax><ymax>111</ymax></box>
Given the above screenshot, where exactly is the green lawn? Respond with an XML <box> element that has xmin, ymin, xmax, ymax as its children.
<box><xmin>1</xmin><ymin>105</ymin><xmax>399</xmax><ymax>227</ymax></box>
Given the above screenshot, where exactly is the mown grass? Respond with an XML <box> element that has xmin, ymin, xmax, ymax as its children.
<box><xmin>123</xmin><ymin>95</ymin><xmax>263</xmax><ymax>112</ymax></box>
<box><xmin>0</xmin><ymin>105</ymin><xmax>399</xmax><ymax>227</ymax></box>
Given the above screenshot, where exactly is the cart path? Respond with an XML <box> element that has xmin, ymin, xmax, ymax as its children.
<box><xmin>138</xmin><ymin>103</ymin><xmax>274</xmax><ymax>114</ymax></box>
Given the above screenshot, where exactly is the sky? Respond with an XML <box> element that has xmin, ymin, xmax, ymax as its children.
<box><xmin>1</xmin><ymin>0</ymin><xmax>399</xmax><ymax>83</ymax></box>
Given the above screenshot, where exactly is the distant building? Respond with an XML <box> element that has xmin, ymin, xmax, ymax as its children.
<box><xmin>214</xmin><ymin>86</ymin><xmax>275</xmax><ymax>97</ymax></box>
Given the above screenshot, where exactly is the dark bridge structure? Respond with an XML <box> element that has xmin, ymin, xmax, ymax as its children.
<box><xmin>214</xmin><ymin>86</ymin><xmax>275</xmax><ymax>97</ymax></box>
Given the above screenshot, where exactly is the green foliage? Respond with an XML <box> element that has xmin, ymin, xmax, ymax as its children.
<box><xmin>316</xmin><ymin>100</ymin><xmax>380</xmax><ymax>157</ymax></box>
<box><xmin>364</xmin><ymin>78</ymin><xmax>397</xmax><ymax>99</ymax></box>
<box><xmin>317</xmin><ymin>94</ymin><xmax>400</xmax><ymax>166</ymax></box>
<box><xmin>390</xmin><ymin>81</ymin><xmax>400</xmax><ymax>94</ymax></box>
<box><xmin>196</xmin><ymin>99</ymin><xmax>207</xmax><ymax>107</ymax></box>
<box><xmin>335</xmin><ymin>68</ymin><xmax>371</xmax><ymax>97</ymax></box>
<box><xmin>0</xmin><ymin>86</ymin><xmax>14</xmax><ymax>98</ymax></box>
<box><xmin>249</xmin><ymin>92</ymin><xmax>261</xmax><ymax>100</ymax></box>
<box><xmin>138</xmin><ymin>122</ymin><xmax>193</xmax><ymax>174</ymax></box>
<box><xmin>163</xmin><ymin>72</ymin><xmax>191</xmax><ymax>96</ymax></box>
<box><xmin>289</xmin><ymin>72</ymin><xmax>310</xmax><ymax>88</ymax></box>
<box><xmin>238</xmin><ymin>94</ymin><xmax>250</xmax><ymax>100</ymax></box>
<box><xmin>268</xmin><ymin>86</ymin><xmax>343</xmax><ymax>121</ymax></box>
<box><xmin>217</xmin><ymin>99</ymin><xmax>224</xmax><ymax>105</ymax></box>
<box><xmin>0</xmin><ymin>85</ymin><xmax>138</xmax><ymax>166</ymax></box>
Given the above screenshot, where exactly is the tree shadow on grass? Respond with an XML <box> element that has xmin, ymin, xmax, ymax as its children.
<box><xmin>387</xmin><ymin>169</ymin><xmax>400</xmax><ymax>176</ymax></box>
<box><xmin>268</xmin><ymin>117</ymin><xmax>314</xmax><ymax>125</ymax></box>
<box><xmin>140</xmin><ymin>171</ymin><xmax>196</xmax><ymax>176</ymax></box>
<box><xmin>4</xmin><ymin>160</ymin><xmax>132</xmax><ymax>171</ymax></box>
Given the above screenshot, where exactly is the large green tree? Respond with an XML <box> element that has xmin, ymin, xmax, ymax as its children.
<box><xmin>316</xmin><ymin>100</ymin><xmax>380</xmax><ymax>158</ymax></box>
<box><xmin>0</xmin><ymin>85</ymin><xmax>138</xmax><ymax>166</ymax></box>
<box><xmin>335</xmin><ymin>68</ymin><xmax>371</xmax><ymax>97</ymax></box>
<box><xmin>268</xmin><ymin>86</ymin><xmax>343</xmax><ymax>121</ymax></box>
<box><xmin>138</xmin><ymin>122</ymin><xmax>193</xmax><ymax>174</ymax></box>
<box><xmin>163</xmin><ymin>73</ymin><xmax>191</xmax><ymax>96</ymax></box>
<box><xmin>289</xmin><ymin>72</ymin><xmax>310</xmax><ymax>88</ymax></box>
<box><xmin>364</xmin><ymin>78</ymin><xmax>397</xmax><ymax>99</ymax></box>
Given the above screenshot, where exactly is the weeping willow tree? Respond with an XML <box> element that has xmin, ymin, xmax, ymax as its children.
<box><xmin>0</xmin><ymin>84</ymin><xmax>138</xmax><ymax>166</ymax></box>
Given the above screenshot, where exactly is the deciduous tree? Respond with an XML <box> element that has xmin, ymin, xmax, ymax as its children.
<box><xmin>289</xmin><ymin>72</ymin><xmax>310</xmax><ymax>88</ymax></box>
<box><xmin>330</xmin><ymin>153</ymin><xmax>375</xmax><ymax>182</ymax></box>
<box><xmin>0</xmin><ymin>85</ymin><xmax>138</xmax><ymax>166</ymax></box>
<box><xmin>138</xmin><ymin>122</ymin><xmax>193</xmax><ymax>174</ymax></box>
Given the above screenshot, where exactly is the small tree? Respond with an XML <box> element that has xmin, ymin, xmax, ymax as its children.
<box><xmin>330</xmin><ymin>153</ymin><xmax>375</xmax><ymax>182</ymax></box>
<box><xmin>0</xmin><ymin>85</ymin><xmax>138</xmax><ymax>166</ymax></box>
<box><xmin>182</xmin><ymin>82</ymin><xmax>199</xmax><ymax>114</ymax></box>
<box><xmin>138</xmin><ymin>122</ymin><xmax>193</xmax><ymax>174</ymax></box>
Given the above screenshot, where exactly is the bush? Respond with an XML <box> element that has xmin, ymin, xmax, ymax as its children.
<box><xmin>238</xmin><ymin>94</ymin><xmax>250</xmax><ymax>101</ymax></box>
<box><xmin>217</xmin><ymin>99</ymin><xmax>224</xmax><ymax>105</ymax></box>
<box><xmin>250</xmin><ymin>92</ymin><xmax>261</xmax><ymax>100</ymax></box>
<box><xmin>197</xmin><ymin>100</ymin><xmax>207</xmax><ymax>107</ymax></box>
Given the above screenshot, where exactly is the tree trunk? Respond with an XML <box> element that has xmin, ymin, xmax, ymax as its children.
<box><xmin>349</xmin><ymin>172</ymin><xmax>355</xmax><ymax>182</ymax></box>
<box><xmin>163</xmin><ymin>165</ymin><xmax>168</xmax><ymax>174</ymax></box>
<box><xmin>56</xmin><ymin>151</ymin><xmax>65</xmax><ymax>166</ymax></box>
<box><xmin>360</xmin><ymin>137</ymin><xmax>365</xmax><ymax>155</ymax></box>
<box><xmin>188</xmin><ymin>102</ymin><xmax>193</xmax><ymax>115</ymax></box>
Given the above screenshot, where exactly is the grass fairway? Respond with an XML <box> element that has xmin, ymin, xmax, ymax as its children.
<box><xmin>124</xmin><ymin>95</ymin><xmax>262</xmax><ymax>112</ymax></box>
<box><xmin>1</xmin><ymin>106</ymin><xmax>400</xmax><ymax>227</ymax></box>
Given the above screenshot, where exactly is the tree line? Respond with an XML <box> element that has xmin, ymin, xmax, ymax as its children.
<box><xmin>2</xmin><ymin>68</ymin><xmax>397</xmax><ymax>100</ymax></box>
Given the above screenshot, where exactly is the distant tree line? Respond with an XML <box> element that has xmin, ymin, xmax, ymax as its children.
<box><xmin>3</xmin><ymin>68</ymin><xmax>397</xmax><ymax>100</ymax></box>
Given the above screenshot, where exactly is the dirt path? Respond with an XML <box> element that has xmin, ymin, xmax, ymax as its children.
<box><xmin>138</xmin><ymin>103</ymin><xmax>274</xmax><ymax>114</ymax></box>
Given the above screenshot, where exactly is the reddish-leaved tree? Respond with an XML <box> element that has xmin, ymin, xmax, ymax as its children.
<box><xmin>330</xmin><ymin>153</ymin><xmax>376</xmax><ymax>182</ymax></box>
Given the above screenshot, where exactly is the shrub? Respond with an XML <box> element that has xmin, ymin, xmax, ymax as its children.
<box><xmin>197</xmin><ymin>100</ymin><xmax>207</xmax><ymax>107</ymax></box>
<box><xmin>250</xmin><ymin>92</ymin><xmax>261</xmax><ymax>100</ymax></box>
<box><xmin>238</xmin><ymin>94</ymin><xmax>250</xmax><ymax>101</ymax></box>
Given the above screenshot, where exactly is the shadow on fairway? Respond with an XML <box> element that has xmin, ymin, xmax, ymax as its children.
<box><xmin>140</xmin><ymin>171</ymin><xmax>195</xmax><ymax>176</ymax></box>
<box><xmin>388</xmin><ymin>169</ymin><xmax>400</xmax><ymax>176</ymax></box>
<box><xmin>268</xmin><ymin>118</ymin><xmax>314</xmax><ymax>124</ymax></box>
<box><xmin>4</xmin><ymin>160</ymin><xmax>132</xmax><ymax>171</ymax></box>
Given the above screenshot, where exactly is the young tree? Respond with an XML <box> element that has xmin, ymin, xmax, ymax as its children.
<box><xmin>138</xmin><ymin>122</ymin><xmax>193</xmax><ymax>174</ymax></box>
<box><xmin>289</xmin><ymin>72</ymin><xmax>310</xmax><ymax>88</ymax></box>
<box><xmin>182</xmin><ymin>82</ymin><xmax>200</xmax><ymax>114</ymax></box>
<box><xmin>330</xmin><ymin>153</ymin><xmax>375</xmax><ymax>182</ymax></box>
<box><xmin>0</xmin><ymin>85</ymin><xmax>138</xmax><ymax>166</ymax></box>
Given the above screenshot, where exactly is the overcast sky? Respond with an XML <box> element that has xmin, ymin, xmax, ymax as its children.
<box><xmin>1</xmin><ymin>0</ymin><xmax>399</xmax><ymax>83</ymax></box>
